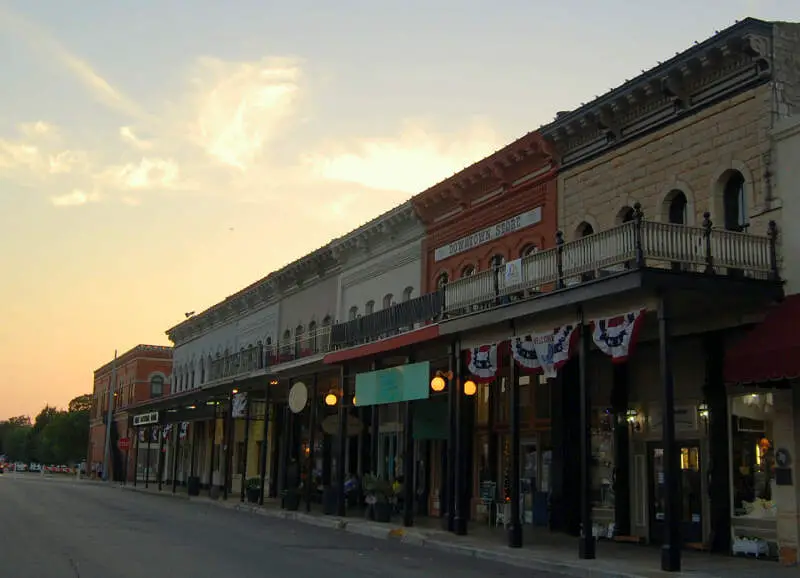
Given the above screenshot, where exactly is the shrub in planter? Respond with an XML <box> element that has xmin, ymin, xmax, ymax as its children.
<box><xmin>362</xmin><ymin>474</ymin><xmax>393</xmax><ymax>523</ymax></box>
<box><xmin>245</xmin><ymin>477</ymin><xmax>262</xmax><ymax>503</ymax></box>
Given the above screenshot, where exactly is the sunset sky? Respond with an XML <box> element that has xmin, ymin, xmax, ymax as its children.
<box><xmin>1</xmin><ymin>0</ymin><xmax>797</xmax><ymax>419</ymax></box>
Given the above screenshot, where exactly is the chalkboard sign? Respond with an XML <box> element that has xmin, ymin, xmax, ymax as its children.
<box><xmin>480</xmin><ymin>481</ymin><xmax>497</xmax><ymax>504</ymax></box>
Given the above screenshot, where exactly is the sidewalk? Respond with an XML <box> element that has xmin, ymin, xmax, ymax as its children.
<box><xmin>115</xmin><ymin>483</ymin><xmax>792</xmax><ymax>578</ymax></box>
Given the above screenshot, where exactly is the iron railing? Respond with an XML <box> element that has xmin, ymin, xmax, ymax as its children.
<box><xmin>443</xmin><ymin>206</ymin><xmax>778</xmax><ymax>316</ymax></box>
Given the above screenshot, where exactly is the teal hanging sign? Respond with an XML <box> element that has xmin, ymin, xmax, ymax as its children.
<box><xmin>355</xmin><ymin>361</ymin><xmax>431</xmax><ymax>406</ymax></box>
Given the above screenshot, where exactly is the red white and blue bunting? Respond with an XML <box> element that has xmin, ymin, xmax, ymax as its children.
<box><xmin>590</xmin><ymin>309</ymin><xmax>646</xmax><ymax>363</ymax></box>
<box><xmin>162</xmin><ymin>423</ymin><xmax>172</xmax><ymax>440</ymax></box>
<box><xmin>466</xmin><ymin>343</ymin><xmax>499</xmax><ymax>383</ymax></box>
<box><xmin>179</xmin><ymin>422</ymin><xmax>189</xmax><ymax>440</ymax></box>
<box><xmin>511</xmin><ymin>324</ymin><xmax>578</xmax><ymax>378</ymax></box>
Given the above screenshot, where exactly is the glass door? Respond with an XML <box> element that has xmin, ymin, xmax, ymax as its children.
<box><xmin>521</xmin><ymin>438</ymin><xmax>537</xmax><ymax>524</ymax></box>
<box><xmin>648</xmin><ymin>441</ymin><xmax>703</xmax><ymax>544</ymax></box>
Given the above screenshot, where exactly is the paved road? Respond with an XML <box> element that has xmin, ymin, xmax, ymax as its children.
<box><xmin>0</xmin><ymin>473</ymin><xmax>558</xmax><ymax>578</ymax></box>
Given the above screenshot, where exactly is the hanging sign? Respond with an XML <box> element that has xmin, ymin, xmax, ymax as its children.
<box><xmin>505</xmin><ymin>259</ymin><xmax>523</xmax><ymax>287</ymax></box>
<box><xmin>133</xmin><ymin>411</ymin><xmax>159</xmax><ymax>427</ymax></box>
<box><xmin>590</xmin><ymin>309</ymin><xmax>646</xmax><ymax>363</ymax></box>
<box><xmin>232</xmin><ymin>392</ymin><xmax>248</xmax><ymax>418</ymax></box>
<box><xmin>466</xmin><ymin>344</ymin><xmax>499</xmax><ymax>383</ymax></box>
<box><xmin>288</xmin><ymin>382</ymin><xmax>308</xmax><ymax>414</ymax></box>
<box><xmin>512</xmin><ymin>324</ymin><xmax>578</xmax><ymax>378</ymax></box>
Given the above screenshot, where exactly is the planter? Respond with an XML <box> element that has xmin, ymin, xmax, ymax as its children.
<box><xmin>246</xmin><ymin>486</ymin><xmax>261</xmax><ymax>503</ymax></box>
<box><xmin>373</xmin><ymin>501</ymin><xmax>392</xmax><ymax>523</ymax></box>
<box><xmin>187</xmin><ymin>476</ymin><xmax>201</xmax><ymax>497</ymax></box>
<box><xmin>283</xmin><ymin>491</ymin><xmax>301</xmax><ymax>511</ymax></box>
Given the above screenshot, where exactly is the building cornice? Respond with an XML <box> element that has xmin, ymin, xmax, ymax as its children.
<box><xmin>411</xmin><ymin>133</ymin><xmax>554</xmax><ymax>225</ymax></box>
<box><xmin>167</xmin><ymin>203</ymin><xmax>422</xmax><ymax>347</ymax></box>
<box><xmin>541</xmin><ymin>18</ymin><xmax>773</xmax><ymax>169</ymax></box>
<box><xmin>93</xmin><ymin>345</ymin><xmax>172</xmax><ymax>377</ymax></box>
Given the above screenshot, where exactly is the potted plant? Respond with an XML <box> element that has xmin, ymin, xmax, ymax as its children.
<box><xmin>363</xmin><ymin>474</ymin><xmax>393</xmax><ymax>523</ymax></box>
<box><xmin>245</xmin><ymin>477</ymin><xmax>261</xmax><ymax>503</ymax></box>
<box><xmin>282</xmin><ymin>487</ymin><xmax>301</xmax><ymax>511</ymax></box>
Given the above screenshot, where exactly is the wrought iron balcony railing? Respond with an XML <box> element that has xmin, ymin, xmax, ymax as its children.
<box><xmin>330</xmin><ymin>290</ymin><xmax>444</xmax><ymax>349</ymax></box>
<box><xmin>443</xmin><ymin>206</ymin><xmax>778</xmax><ymax>317</ymax></box>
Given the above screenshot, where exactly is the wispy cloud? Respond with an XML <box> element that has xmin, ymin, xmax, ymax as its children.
<box><xmin>305</xmin><ymin>120</ymin><xmax>502</xmax><ymax>194</ymax></box>
<box><xmin>0</xmin><ymin>5</ymin><xmax>147</xmax><ymax>120</ymax></box>
<box><xmin>119</xmin><ymin>127</ymin><xmax>152</xmax><ymax>150</ymax></box>
<box><xmin>50</xmin><ymin>189</ymin><xmax>99</xmax><ymax>207</ymax></box>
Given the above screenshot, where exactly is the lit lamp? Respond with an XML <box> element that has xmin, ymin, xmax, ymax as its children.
<box><xmin>232</xmin><ymin>388</ymin><xmax>239</xmax><ymax>394</ymax></box>
<box><xmin>324</xmin><ymin>392</ymin><xmax>338</xmax><ymax>406</ymax></box>
<box><xmin>698</xmin><ymin>401</ymin><xmax>709</xmax><ymax>421</ymax></box>
<box><xmin>463</xmin><ymin>380</ymin><xmax>477</xmax><ymax>396</ymax></box>
<box><xmin>352</xmin><ymin>396</ymin><xmax>357</xmax><ymax>406</ymax></box>
<box><xmin>430</xmin><ymin>376</ymin><xmax>446</xmax><ymax>392</ymax></box>
<box><xmin>270</xmin><ymin>379</ymin><xmax>279</xmax><ymax>385</ymax></box>
<box><xmin>625</xmin><ymin>408</ymin><xmax>642</xmax><ymax>432</ymax></box>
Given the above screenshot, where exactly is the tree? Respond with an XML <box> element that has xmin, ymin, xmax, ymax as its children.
<box><xmin>7</xmin><ymin>416</ymin><xmax>31</xmax><ymax>427</ymax></box>
<box><xmin>40</xmin><ymin>411</ymin><xmax>89</xmax><ymax>464</ymax></box>
<box><xmin>3</xmin><ymin>426</ymin><xmax>31</xmax><ymax>462</ymax></box>
<box><xmin>68</xmin><ymin>394</ymin><xmax>93</xmax><ymax>414</ymax></box>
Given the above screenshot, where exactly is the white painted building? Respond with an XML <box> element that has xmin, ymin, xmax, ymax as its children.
<box><xmin>772</xmin><ymin>116</ymin><xmax>800</xmax><ymax>295</ymax></box>
<box><xmin>331</xmin><ymin>202</ymin><xmax>424</xmax><ymax>324</ymax></box>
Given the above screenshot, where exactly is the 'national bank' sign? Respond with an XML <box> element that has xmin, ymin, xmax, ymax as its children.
<box><xmin>433</xmin><ymin>207</ymin><xmax>542</xmax><ymax>262</ymax></box>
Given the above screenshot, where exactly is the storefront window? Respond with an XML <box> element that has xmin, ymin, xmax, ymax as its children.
<box><xmin>477</xmin><ymin>382</ymin><xmax>490</xmax><ymax>425</ymax></box>
<box><xmin>535</xmin><ymin>375</ymin><xmax>550</xmax><ymax>420</ymax></box>
<box><xmin>493</xmin><ymin>377</ymin><xmax>509</xmax><ymax>425</ymax></box>
<box><xmin>730</xmin><ymin>392</ymin><xmax>777</xmax><ymax>558</ymax></box>
<box><xmin>591</xmin><ymin>408</ymin><xmax>615</xmax><ymax>508</ymax></box>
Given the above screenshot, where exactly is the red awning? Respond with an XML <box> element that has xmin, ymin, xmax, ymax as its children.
<box><xmin>724</xmin><ymin>295</ymin><xmax>800</xmax><ymax>385</ymax></box>
<box><xmin>323</xmin><ymin>324</ymin><xmax>441</xmax><ymax>365</ymax></box>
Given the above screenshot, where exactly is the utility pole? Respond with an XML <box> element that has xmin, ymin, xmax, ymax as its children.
<box><xmin>102</xmin><ymin>350</ymin><xmax>117</xmax><ymax>482</ymax></box>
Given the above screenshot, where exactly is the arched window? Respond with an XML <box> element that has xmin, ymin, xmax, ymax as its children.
<box><xmin>282</xmin><ymin>329</ymin><xmax>291</xmax><ymax>341</ymax></box>
<box><xmin>461</xmin><ymin>264</ymin><xmax>476</xmax><ymax>278</ymax></box>
<box><xmin>666</xmin><ymin>191</ymin><xmax>688</xmax><ymax>225</ymax></box>
<box><xmin>490</xmin><ymin>254</ymin><xmax>506</xmax><ymax>270</ymax></box>
<box><xmin>150</xmin><ymin>375</ymin><xmax>164</xmax><ymax>398</ymax></box>
<box><xmin>723</xmin><ymin>171</ymin><xmax>747</xmax><ymax>232</ymax></box>
<box><xmin>308</xmin><ymin>321</ymin><xmax>318</xmax><ymax>352</ymax></box>
<box><xmin>382</xmin><ymin>293</ymin><xmax>394</xmax><ymax>309</ymax></box>
<box><xmin>322</xmin><ymin>315</ymin><xmax>332</xmax><ymax>326</ymax></box>
<box><xmin>348</xmin><ymin>306</ymin><xmax>358</xmax><ymax>321</ymax></box>
<box><xmin>436</xmin><ymin>272</ymin><xmax>449</xmax><ymax>289</ymax></box>
<box><xmin>200</xmin><ymin>358</ymin><xmax>206</xmax><ymax>384</ymax></box>
<box><xmin>617</xmin><ymin>206</ymin><xmax>635</xmax><ymax>224</ymax></box>
<box><xmin>365</xmin><ymin>300</ymin><xmax>375</xmax><ymax>315</ymax></box>
<box><xmin>402</xmin><ymin>286</ymin><xmax>414</xmax><ymax>301</ymax></box>
<box><xmin>520</xmin><ymin>244</ymin><xmax>538</xmax><ymax>258</ymax></box>
<box><xmin>576</xmin><ymin>222</ymin><xmax>594</xmax><ymax>237</ymax></box>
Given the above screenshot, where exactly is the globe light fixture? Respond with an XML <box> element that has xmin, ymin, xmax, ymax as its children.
<box><xmin>325</xmin><ymin>392</ymin><xmax>338</xmax><ymax>406</ymax></box>
<box><xmin>232</xmin><ymin>388</ymin><xmax>239</xmax><ymax>394</ymax></box>
<box><xmin>463</xmin><ymin>380</ymin><xmax>477</xmax><ymax>396</ymax></box>
<box><xmin>430</xmin><ymin>376</ymin><xmax>446</xmax><ymax>392</ymax></box>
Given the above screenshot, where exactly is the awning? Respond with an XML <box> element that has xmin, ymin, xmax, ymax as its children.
<box><xmin>724</xmin><ymin>295</ymin><xmax>800</xmax><ymax>385</ymax></box>
<box><xmin>323</xmin><ymin>324</ymin><xmax>440</xmax><ymax>365</ymax></box>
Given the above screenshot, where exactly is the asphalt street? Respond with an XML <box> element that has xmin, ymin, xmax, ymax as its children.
<box><xmin>0</xmin><ymin>473</ymin><xmax>560</xmax><ymax>578</ymax></box>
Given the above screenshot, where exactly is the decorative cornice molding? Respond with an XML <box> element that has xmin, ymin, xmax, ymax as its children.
<box><xmin>93</xmin><ymin>344</ymin><xmax>173</xmax><ymax>376</ymax></box>
<box><xmin>329</xmin><ymin>202</ymin><xmax>419</xmax><ymax>262</ymax></box>
<box><xmin>411</xmin><ymin>133</ymin><xmax>553</xmax><ymax>225</ymax></box>
<box><xmin>340</xmin><ymin>241</ymin><xmax>422</xmax><ymax>290</ymax></box>
<box><xmin>541</xmin><ymin>18</ymin><xmax>774</xmax><ymax>170</ymax></box>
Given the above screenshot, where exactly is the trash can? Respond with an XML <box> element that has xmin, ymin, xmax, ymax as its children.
<box><xmin>187</xmin><ymin>476</ymin><xmax>201</xmax><ymax>496</ymax></box>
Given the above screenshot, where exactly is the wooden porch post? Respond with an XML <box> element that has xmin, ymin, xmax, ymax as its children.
<box><xmin>578</xmin><ymin>307</ymin><xmax>596</xmax><ymax>559</ymax></box>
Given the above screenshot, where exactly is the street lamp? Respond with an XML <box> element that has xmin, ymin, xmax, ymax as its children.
<box><xmin>430</xmin><ymin>376</ymin><xmax>446</xmax><ymax>392</ymax></box>
<box><xmin>463</xmin><ymin>380</ymin><xmax>477</xmax><ymax>396</ymax></box>
<box><xmin>325</xmin><ymin>392</ymin><xmax>338</xmax><ymax>406</ymax></box>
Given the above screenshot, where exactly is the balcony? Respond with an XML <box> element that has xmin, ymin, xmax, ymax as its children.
<box><xmin>330</xmin><ymin>291</ymin><xmax>443</xmax><ymax>350</ymax></box>
<box><xmin>265</xmin><ymin>325</ymin><xmax>332</xmax><ymax>364</ymax></box>
<box><xmin>443</xmin><ymin>214</ymin><xmax>778</xmax><ymax>317</ymax></box>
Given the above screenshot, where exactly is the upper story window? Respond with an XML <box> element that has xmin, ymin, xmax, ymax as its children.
<box><xmin>436</xmin><ymin>272</ymin><xmax>449</xmax><ymax>289</ymax></box>
<box><xmin>577</xmin><ymin>222</ymin><xmax>594</xmax><ymax>238</ymax></box>
<box><xmin>617</xmin><ymin>206</ymin><xmax>635</xmax><ymax>224</ymax></box>
<box><xmin>667</xmin><ymin>190</ymin><xmax>688</xmax><ymax>225</ymax></box>
<box><xmin>723</xmin><ymin>171</ymin><xmax>747</xmax><ymax>232</ymax></box>
<box><xmin>365</xmin><ymin>300</ymin><xmax>375</xmax><ymax>316</ymax></box>
<box><xmin>461</xmin><ymin>264</ymin><xmax>476</xmax><ymax>278</ymax></box>
<box><xmin>282</xmin><ymin>329</ymin><xmax>291</xmax><ymax>342</ymax></box>
<box><xmin>382</xmin><ymin>293</ymin><xmax>394</xmax><ymax>309</ymax></box>
<box><xmin>402</xmin><ymin>286</ymin><xmax>414</xmax><ymax>301</ymax></box>
<box><xmin>322</xmin><ymin>315</ymin><xmax>332</xmax><ymax>326</ymax></box>
<box><xmin>521</xmin><ymin>244</ymin><xmax>538</xmax><ymax>258</ymax></box>
<box><xmin>348</xmin><ymin>306</ymin><xmax>358</xmax><ymax>321</ymax></box>
<box><xmin>150</xmin><ymin>375</ymin><xmax>164</xmax><ymax>398</ymax></box>
<box><xmin>200</xmin><ymin>359</ymin><xmax>206</xmax><ymax>384</ymax></box>
<box><xmin>489</xmin><ymin>254</ymin><xmax>506</xmax><ymax>270</ymax></box>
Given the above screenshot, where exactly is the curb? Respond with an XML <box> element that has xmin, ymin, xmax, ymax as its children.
<box><xmin>118</xmin><ymin>485</ymin><xmax>704</xmax><ymax>578</ymax></box>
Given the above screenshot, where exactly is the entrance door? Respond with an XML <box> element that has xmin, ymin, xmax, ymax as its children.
<box><xmin>648</xmin><ymin>441</ymin><xmax>703</xmax><ymax>545</ymax></box>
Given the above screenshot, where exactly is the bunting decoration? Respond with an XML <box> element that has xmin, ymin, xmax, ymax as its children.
<box><xmin>138</xmin><ymin>428</ymin><xmax>146</xmax><ymax>443</ymax></box>
<box><xmin>179</xmin><ymin>422</ymin><xmax>189</xmax><ymax>440</ymax></box>
<box><xmin>162</xmin><ymin>423</ymin><xmax>173</xmax><ymax>440</ymax></box>
<box><xmin>150</xmin><ymin>427</ymin><xmax>159</xmax><ymax>443</ymax></box>
<box><xmin>512</xmin><ymin>324</ymin><xmax>578</xmax><ymax>378</ymax></box>
<box><xmin>466</xmin><ymin>343</ymin><xmax>499</xmax><ymax>383</ymax></box>
<box><xmin>591</xmin><ymin>308</ymin><xmax>646</xmax><ymax>363</ymax></box>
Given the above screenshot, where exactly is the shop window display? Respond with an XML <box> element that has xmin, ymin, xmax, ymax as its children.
<box><xmin>730</xmin><ymin>392</ymin><xmax>777</xmax><ymax>559</ymax></box>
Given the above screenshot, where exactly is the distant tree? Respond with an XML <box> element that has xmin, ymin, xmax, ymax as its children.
<box><xmin>3</xmin><ymin>426</ymin><xmax>31</xmax><ymax>462</ymax></box>
<box><xmin>7</xmin><ymin>416</ymin><xmax>31</xmax><ymax>427</ymax></box>
<box><xmin>68</xmin><ymin>394</ymin><xmax>93</xmax><ymax>414</ymax></box>
<box><xmin>40</xmin><ymin>411</ymin><xmax>89</xmax><ymax>464</ymax></box>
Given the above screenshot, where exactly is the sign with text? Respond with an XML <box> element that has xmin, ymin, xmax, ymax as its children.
<box><xmin>355</xmin><ymin>361</ymin><xmax>431</xmax><ymax>407</ymax></box>
<box><xmin>433</xmin><ymin>207</ymin><xmax>542</xmax><ymax>262</ymax></box>
<box><xmin>133</xmin><ymin>411</ymin><xmax>159</xmax><ymax>427</ymax></box>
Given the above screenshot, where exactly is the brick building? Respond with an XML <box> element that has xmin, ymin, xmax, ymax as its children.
<box><xmin>88</xmin><ymin>345</ymin><xmax>172</xmax><ymax>481</ymax></box>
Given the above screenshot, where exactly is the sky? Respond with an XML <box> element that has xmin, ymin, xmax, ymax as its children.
<box><xmin>1</xmin><ymin>0</ymin><xmax>797</xmax><ymax>419</ymax></box>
